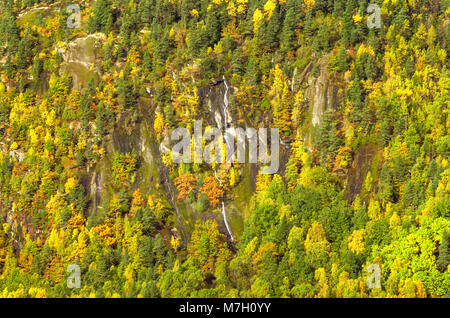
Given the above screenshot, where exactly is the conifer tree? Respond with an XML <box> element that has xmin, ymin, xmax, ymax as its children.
<box><xmin>262</xmin><ymin>4</ymin><xmax>280</xmax><ymax>51</ymax></box>
<box><xmin>280</xmin><ymin>0</ymin><xmax>298</xmax><ymax>52</ymax></box>
<box><xmin>379</xmin><ymin>163</ymin><xmax>394</xmax><ymax>205</ymax></box>
<box><xmin>437</xmin><ymin>231</ymin><xmax>449</xmax><ymax>272</ymax></box>
<box><xmin>89</xmin><ymin>0</ymin><xmax>114</xmax><ymax>33</ymax></box>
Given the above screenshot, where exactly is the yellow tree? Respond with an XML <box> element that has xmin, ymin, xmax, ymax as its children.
<box><xmin>268</xmin><ymin>65</ymin><xmax>292</xmax><ymax>135</ymax></box>
<box><xmin>130</xmin><ymin>188</ymin><xmax>145</xmax><ymax>216</ymax></box>
<box><xmin>188</xmin><ymin>220</ymin><xmax>225</xmax><ymax>273</ymax></box>
<box><xmin>200</xmin><ymin>176</ymin><xmax>224</xmax><ymax>208</ymax></box>
<box><xmin>174</xmin><ymin>173</ymin><xmax>196</xmax><ymax>201</ymax></box>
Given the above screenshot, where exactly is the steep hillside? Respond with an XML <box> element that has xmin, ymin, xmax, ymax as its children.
<box><xmin>0</xmin><ymin>0</ymin><xmax>448</xmax><ymax>298</ymax></box>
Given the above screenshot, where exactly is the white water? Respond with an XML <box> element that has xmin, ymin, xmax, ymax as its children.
<box><xmin>221</xmin><ymin>202</ymin><xmax>234</xmax><ymax>241</ymax></box>
<box><xmin>214</xmin><ymin>170</ymin><xmax>234</xmax><ymax>242</ymax></box>
<box><xmin>217</xmin><ymin>76</ymin><xmax>234</xmax><ymax>242</ymax></box>
<box><xmin>223</xmin><ymin>77</ymin><xmax>229</xmax><ymax>127</ymax></box>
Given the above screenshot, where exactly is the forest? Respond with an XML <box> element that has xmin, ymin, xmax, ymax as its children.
<box><xmin>0</xmin><ymin>0</ymin><xmax>448</xmax><ymax>298</ymax></box>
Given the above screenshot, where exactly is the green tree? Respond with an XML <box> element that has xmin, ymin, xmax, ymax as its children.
<box><xmin>89</xmin><ymin>0</ymin><xmax>114</xmax><ymax>33</ymax></box>
<box><xmin>437</xmin><ymin>231</ymin><xmax>449</xmax><ymax>272</ymax></box>
<box><xmin>280</xmin><ymin>0</ymin><xmax>299</xmax><ymax>52</ymax></box>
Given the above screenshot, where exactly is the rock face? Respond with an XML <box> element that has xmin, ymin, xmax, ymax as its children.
<box><xmin>304</xmin><ymin>55</ymin><xmax>342</xmax><ymax>127</ymax></box>
<box><xmin>80</xmin><ymin>99</ymin><xmax>192</xmax><ymax>246</ymax></box>
<box><xmin>58</xmin><ymin>33</ymin><xmax>106</xmax><ymax>89</ymax></box>
<box><xmin>296</xmin><ymin>54</ymin><xmax>343</xmax><ymax>149</ymax></box>
<box><xmin>198</xmin><ymin>79</ymin><xmax>233</xmax><ymax>130</ymax></box>
<box><xmin>8</xmin><ymin>150</ymin><xmax>24</xmax><ymax>162</ymax></box>
<box><xmin>345</xmin><ymin>143</ymin><xmax>380</xmax><ymax>202</ymax></box>
<box><xmin>36</xmin><ymin>72</ymin><xmax>248</xmax><ymax>244</ymax></box>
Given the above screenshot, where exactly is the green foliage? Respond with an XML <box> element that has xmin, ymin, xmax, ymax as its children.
<box><xmin>0</xmin><ymin>0</ymin><xmax>448</xmax><ymax>299</ymax></box>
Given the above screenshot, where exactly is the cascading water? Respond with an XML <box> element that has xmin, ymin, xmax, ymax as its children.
<box><xmin>215</xmin><ymin>170</ymin><xmax>234</xmax><ymax>242</ymax></box>
<box><xmin>216</xmin><ymin>76</ymin><xmax>234</xmax><ymax>242</ymax></box>
<box><xmin>223</xmin><ymin>77</ymin><xmax>229</xmax><ymax>127</ymax></box>
<box><xmin>221</xmin><ymin>201</ymin><xmax>234</xmax><ymax>241</ymax></box>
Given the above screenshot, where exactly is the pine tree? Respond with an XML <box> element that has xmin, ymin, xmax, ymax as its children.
<box><xmin>437</xmin><ymin>231</ymin><xmax>449</xmax><ymax>272</ymax></box>
<box><xmin>153</xmin><ymin>30</ymin><xmax>173</xmax><ymax>70</ymax></box>
<box><xmin>139</xmin><ymin>237</ymin><xmax>154</xmax><ymax>267</ymax></box>
<box><xmin>304</xmin><ymin>8</ymin><xmax>314</xmax><ymax>38</ymax></box>
<box><xmin>280</xmin><ymin>0</ymin><xmax>298</xmax><ymax>52</ymax></box>
<box><xmin>245</xmin><ymin>57</ymin><xmax>260</xmax><ymax>86</ymax></box>
<box><xmin>341</xmin><ymin>9</ymin><xmax>352</xmax><ymax>47</ymax></box>
<box><xmin>205</xmin><ymin>11</ymin><xmax>221</xmax><ymax>47</ymax></box>
<box><xmin>16</xmin><ymin>32</ymin><xmax>32</xmax><ymax>70</ymax></box>
<box><xmin>262</xmin><ymin>4</ymin><xmax>280</xmax><ymax>51</ymax></box>
<box><xmin>379</xmin><ymin>163</ymin><xmax>393</xmax><ymax>205</ymax></box>
<box><xmin>332</xmin><ymin>0</ymin><xmax>344</xmax><ymax>18</ymax></box>
<box><xmin>314</xmin><ymin>110</ymin><xmax>343</xmax><ymax>165</ymax></box>
<box><xmin>95</xmin><ymin>101</ymin><xmax>114</xmax><ymax>137</ymax></box>
<box><xmin>81</xmin><ymin>78</ymin><xmax>96</xmax><ymax>127</ymax></box>
<box><xmin>365</xmin><ymin>55</ymin><xmax>378</xmax><ymax>80</ymax></box>
<box><xmin>4</xmin><ymin>53</ymin><xmax>14</xmax><ymax>79</ymax></box>
<box><xmin>31</xmin><ymin>55</ymin><xmax>43</xmax><ymax>86</ymax></box>
<box><xmin>3</xmin><ymin>8</ymin><xmax>20</xmax><ymax>51</ymax></box>
<box><xmin>181</xmin><ymin>0</ymin><xmax>200</xmax><ymax>25</ymax></box>
<box><xmin>118</xmin><ymin>64</ymin><xmax>138</xmax><ymax>110</ymax></box>
<box><xmin>402</xmin><ymin>180</ymin><xmax>417</xmax><ymax>208</ymax></box>
<box><xmin>348</xmin><ymin>75</ymin><xmax>364</xmax><ymax>123</ymax></box>
<box><xmin>188</xmin><ymin>24</ymin><xmax>208</xmax><ymax>56</ymax></box>
<box><xmin>336</xmin><ymin>47</ymin><xmax>348</xmax><ymax>72</ymax></box>
<box><xmin>139</xmin><ymin>0</ymin><xmax>155</xmax><ymax>25</ymax></box>
<box><xmin>89</xmin><ymin>0</ymin><xmax>114</xmax><ymax>33</ymax></box>
<box><xmin>285</xmin><ymin>156</ymin><xmax>299</xmax><ymax>191</ymax></box>
<box><xmin>317</xmin><ymin>24</ymin><xmax>331</xmax><ymax>51</ymax></box>
<box><xmin>232</xmin><ymin>47</ymin><xmax>246</xmax><ymax>76</ymax></box>
<box><xmin>95</xmin><ymin>252</ymin><xmax>109</xmax><ymax>288</ymax></box>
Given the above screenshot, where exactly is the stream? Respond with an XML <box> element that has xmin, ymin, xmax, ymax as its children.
<box><xmin>215</xmin><ymin>76</ymin><xmax>234</xmax><ymax>242</ymax></box>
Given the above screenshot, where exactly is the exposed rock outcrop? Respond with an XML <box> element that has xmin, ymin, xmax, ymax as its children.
<box><xmin>57</xmin><ymin>33</ymin><xmax>106</xmax><ymax>89</ymax></box>
<box><xmin>303</xmin><ymin>54</ymin><xmax>342</xmax><ymax>127</ymax></box>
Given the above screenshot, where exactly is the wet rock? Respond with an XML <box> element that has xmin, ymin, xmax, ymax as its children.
<box><xmin>303</xmin><ymin>55</ymin><xmax>342</xmax><ymax>127</ymax></box>
<box><xmin>57</xmin><ymin>33</ymin><xmax>106</xmax><ymax>89</ymax></box>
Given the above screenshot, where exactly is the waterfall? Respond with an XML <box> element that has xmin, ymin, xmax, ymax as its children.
<box><xmin>222</xmin><ymin>201</ymin><xmax>234</xmax><ymax>241</ymax></box>
<box><xmin>216</xmin><ymin>76</ymin><xmax>234</xmax><ymax>242</ymax></box>
<box><xmin>223</xmin><ymin>76</ymin><xmax>229</xmax><ymax>127</ymax></box>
